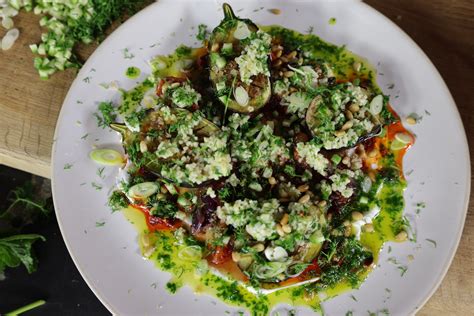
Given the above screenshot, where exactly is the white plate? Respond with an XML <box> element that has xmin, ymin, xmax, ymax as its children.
<box><xmin>52</xmin><ymin>0</ymin><xmax>470</xmax><ymax>315</ymax></box>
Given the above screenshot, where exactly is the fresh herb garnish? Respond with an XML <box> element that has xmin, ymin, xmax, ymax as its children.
<box><xmin>94</xmin><ymin>101</ymin><xmax>116</xmax><ymax>129</ymax></box>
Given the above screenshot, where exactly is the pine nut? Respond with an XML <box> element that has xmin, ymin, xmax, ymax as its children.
<box><xmin>395</xmin><ymin>231</ymin><xmax>408</xmax><ymax>242</ymax></box>
<box><xmin>280</xmin><ymin>213</ymin><xmax>289</xmax><ymax>225</ymax></box>
<box><xmin>211</xmin><ymin>42</ymin><xmax>220</xmax><ymax>52</ymax></box>
<box><xmin>344</xmin><ymin>225</ymin><xmax>352</xmax><ymax>237</ymax></box>
<box><xmin>318</xmin><ymin>200</ymin><xmax>327</xmax><ymax>207</ymax></box>
<box><xmin>139</xmin><ymin>140</ymin><xmax>148</xmax><ymax>153</ymax></box>
<box><xmin>353</xmin><ymin>62</ymin><xmax>361</xmax><ymax>72</ymax></box>
<box><xmin>232</xmin><ymin>252</ymin><xmax>241</xmax><ymax>262</ymax></box>
<box><xmin>334</xmin><ymin>130</ymin><xmax>346</xmax><ymax>137</ymax></box>
<box><xmin>253</xmin><ymin>243</ymin><xmax>265</xmax><ymax>252</ymax></box>
<box><xmin>351</xmin><ymin>211</ymin><xmax>364</xmax><ymax>221</ymax></box>
<box><xmin>283</xmin><ymin>71</ymin><xmax>294</xmax><ymax>77</ymax></box>
<box><xmin>349</xmin><ymin>103</ymin><xmax>360</xmax><ymax>113</ymax></box>
<box><xmin>297</xmin><ymin>184</ymin><xmax>309</xmax><ymax>192</ymax></box>
<box><xmin>341</xmin><ymin>120</ymin><xmax>353</xmax><ymax>131</ymax></box>
<box><xmin>298</xmin><ymin>194</ymin><xmax>310</xmax><ymax>204</ymax></box>
<box><xmin>345</xmin><ymin>110</ymin><xmax>354</xmax><ymax>120</ymax></box>
<box><xmin>363</xmin><ymin>223</ymin><xmax>374</xmax><ymax>233</ymax></box>
<box><xmin>282</xmin><ymin>224</ymin><xmax>292</xmax><ymax>234</ymax></box>
<box><xmin>406</xmin><ymin>117</ymin><xmax>417</xmax><ymax>125</ymax></box>
<box><xmin>269</xmin><ymin>8</ymin><xmax>282</xmax><ymax>15</ymax></box>
<box><xmin>276</xmin><ymin>224</ymin><xmax>285</xmax><ymax>236</ymax></box>
<box><xmin>268</xmin><ymin>177</ymin><xmax>277</xmax><ymax>185</ymax></box>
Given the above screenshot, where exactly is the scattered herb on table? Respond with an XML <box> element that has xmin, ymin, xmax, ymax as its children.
<box><xmin>0</xmin><ymin>182</ymin><xmax>52</xmax><ymax>276</ymax></box>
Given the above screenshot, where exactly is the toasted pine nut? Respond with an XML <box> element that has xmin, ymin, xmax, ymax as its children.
<box><xmin>298</xmin><ymin>194</ymin><xmax>310</xmax><ymax>204</ymax></box>
<box><xmin>253</xmin><ymin>243</ymin><xmax>265</xmax><ymax>252</ymax></box>
<box><xmin>344</xmin><ymin>225</ymin><xmax>352</xmax><ymax>237</ymax></box>
<box><xmin>353</xmin><ymin>62</ymin><xmax>361</xmax><ymax>72</ymax></box>
<box><xmin>341</xmin><ymin>120</ymin><xmax>353</xmax><ymax>131</ymax></box>
<box><xmin>280</xmin><ymin>213</ymin><xmax>289</xmax><ymax>225</ymax></box>
<box><xmin>269</xmin><ymin>177</ymin><xmax>277</xmax><ymax>185</ymax></box>
<box><xmin>283</xmin><ymin>71</ymin><xmax>294</xmax><ymax>78</ymax></box>
<box><xmin>211</xmin><ymin>42</ymin><xmax>220</xmax><ymax>52</ymax></box>
<box><xmin>345</xmin><ymin>110</ymin><xmax>354</xmax><ymax>120</ymax></box>
<box><xmin>232</xmin><ymin>252</ymin><xmax>241</xmax><ymax>262</ymax></box>
<box><xmin>349</xmin><ymin>103</ymin><xmax>360</xmax><ymax>113</ymax></box>
<box><xmin>139</xmin><ymin>140</ymin><xmax>148</xmax><ymax>153</ymax></box>
<box><xmin>351</xmin><ymin>211</ymin><xmax>364</xmax><ymax>221</ymax></box>
<box><xmin>282</xmin><ymin>224</ymin><xmax>292</xmax><ymax>234</ymax></box>
<box><xmin>406</xmin><ymin>117</ymin><xmax>417</xmax><ymax>125</ymax></box>
<box><xmin>334</xmin><ymin>130</ymin><xmax>346</xmax><ymax>137</ymax></box>
<box><xmin>269</xmin><ymin>8</ymin><xmax>282</xmax><ymax>15</ymax></box>
<box><xmin>276</xmin><ymin>224</ymin><xmax>285</xmax><ymax>236</ymax></box>
<box><xmin>363</xmin><ymin>223</ymin><xmax>374</xmax><ymax>233</ymax></box>
<box><xmin>395</xmin><ymin>231</ymin><xmax>408</xmax><ymax>242</ymax></box>
<box><xmin>297</xmin><ymin>184</ymin><xmax>309</xmax><ymax>192</ymax></box>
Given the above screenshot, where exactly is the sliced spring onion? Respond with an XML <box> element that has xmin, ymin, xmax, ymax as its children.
<box><xmin>331</xmin><ymin>154</ymin><xmax>342</xmax><ymax>165</ymax></box>
<box><xmin>264</xmin><ymin>246</ymin><xmax>288</xmax><ymax>262</ymax></box>
<box><xmin>395</xmin><ymin>132</ymin><xmax>413</xmax><ymax>144</ymax></box>
<box><xmin>178</xmin><ymin>245</ymin><xmax>202</xmax><ymax>261</ymax></box>
<box><xmin>233</xmin><ymin>21</ymin><xmax>250</xmax><ymax>40</ymax></box>
<box><xmin>369</xmin><ymin>94</ymin><xmax>384</xmax><ymax>115</ymax></box>
<box><xmin>221</xmin><ymin>42</ymin><xmax>233</xmax><ymax>54</ymax></box>
<box><xmin>309</xmin><ymin>231</ymin><xmax>325</xmax><ymax>244</ymax></box>
<box><xmin>1</xmin><ymin>27</ymin><xmax>19</xmax><ymax>50</ymax></box>
<box><xmin>390</xmin><ymin>139</ymin><xmax>406</xmax><ymax>151</ymax></box>
<box><xmin>89</xmin><ymin>149</ymin><xmax>124</xmax><ymax>166</ymax></box>
<box><xmin>360</xmin><ymin>196</ymin><xmax>369</xmax><ymax>204</ymax></box>
<box><xmin>2</xmin><ymin>16</ymin><xmax>13</xmax><ymax>29</ymax></box>
<box><xmin>285</xmin><ymin>262</ymin><xmax>310</xmax><ymax>278</ymax></box>
<box><xmin>177</xmin><ymin>196</ymin><xmax>191</xmax><ymax>206</ymax></box>
<box><xmin>254</xmin><ymin>261</ymin><xmax>288</xmax><ymax>280</ymax></box>
<box><xmin>164</xmin><ymin>183</ymin><xmax>178</xmax><ymax>195</ymax></box>
<box><xmin>361</xmin><ymin>176</ymin><xmax>372</xmax><ymax>193</ymax></box>
<box><xmin>234</xmin><ymin>86</ymin><xmax>249</xmax><ymax>106</ymax></box>
<box><xmin>128</xmin><ymin>182</ymin><xmax>159</xmax><ymax>200</ymax></box>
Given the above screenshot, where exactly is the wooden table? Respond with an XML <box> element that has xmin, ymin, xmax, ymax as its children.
<box><xmin>0</xmin><ymin>1</ymin><xmax>472</xmax><ymax>314</ymax></box>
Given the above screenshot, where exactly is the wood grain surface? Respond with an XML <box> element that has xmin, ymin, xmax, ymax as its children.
<box><xmin>0</xmin><ymin>1</ymin><xmax>472</xmax><ymax>314</ymax></box>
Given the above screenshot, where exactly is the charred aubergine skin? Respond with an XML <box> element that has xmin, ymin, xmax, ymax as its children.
<box><xmin>208</xmin><ymin>3</ymin><xmax>271</xmax><ymax>113</ymax></box>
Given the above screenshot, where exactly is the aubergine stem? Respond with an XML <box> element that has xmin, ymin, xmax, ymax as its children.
<box><xmin>110</xmin><ymin>123</ymin><xmax>128</xmax><ymax>136</ymax></box>
<box><xmin>223</xmin><ymin>3</ymin><xmax>236</xmax><ymax>20</ymax></box>
<box><xmin>208</xmin><ymin>3</ymin><xmax>271</xmax><ymax>114</ymax></box>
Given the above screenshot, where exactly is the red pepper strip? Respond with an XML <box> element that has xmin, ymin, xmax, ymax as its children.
<box><xmin>131</xmin><ymin>204</ymin><xmax>182</xmax><ymax>232</ymax></box>
<box><xmin>155</xmin><ymin>79</ymin><xmax>165</xmax><ymax>96</ymax></box>
<box><xmin>207</xmin><ymin>244</ymin><xmax>233</xmax><ymax>265</ymax></box>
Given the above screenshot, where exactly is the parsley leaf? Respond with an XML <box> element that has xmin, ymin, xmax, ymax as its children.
<box><xmin>94</xmin><ymin>101</ymin><xmax>116</xmax><ymax>128</ymax></box>
<box><xmin>0</xmin><ymin>234</ymin><xmax>45</xmax><ymax>274</ymax></box>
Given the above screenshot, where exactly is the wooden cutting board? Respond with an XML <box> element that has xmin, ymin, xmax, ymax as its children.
<box><xmin>0</xmin><ymin>1</ymin><xmax>472</xmax><ymax>314</ymax></box>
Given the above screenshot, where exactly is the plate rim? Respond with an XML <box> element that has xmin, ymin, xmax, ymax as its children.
<box><xmin>51</xmin><ymin>1</ymin><xmax>471</xmax><ymax>314</ymax></box>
